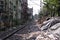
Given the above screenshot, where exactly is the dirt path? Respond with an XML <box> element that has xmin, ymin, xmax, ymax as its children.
<box><xmin>6</xmin><ymin>20</ymin><xmax>41</xmax><ymax>40</ymax></box>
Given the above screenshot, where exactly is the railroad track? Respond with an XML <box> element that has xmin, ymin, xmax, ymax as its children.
<box><xmin>0</xmin><ymin>21</ymin><xmax>31</xmax><ymax>40</ymax></box>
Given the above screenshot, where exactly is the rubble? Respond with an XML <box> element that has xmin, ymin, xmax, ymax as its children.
<box><xmin>41</xmin><ymin>18</ymin><xmax>60</xmax><ymax>31</ymax></box>
<box><xmin>36</xmin><ymin>17</ymin><xmax>60</xmax><ymax>40</ymax></box>
<box><xmin>50</xmin><ymin>23</ymin><xmax>60</xmax><ymax>30</ymax></box>
<box><xmin>36</xmin><ymin>32</ymin><xmax>59</xmax><ymax>40</ymax></box>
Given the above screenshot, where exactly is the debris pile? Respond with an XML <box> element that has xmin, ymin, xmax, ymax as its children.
<box><xmin>36</xmin><ymin>31</ymin><xmax>60</xmax><ymax>40</ymax></box>
<box><xmin>36</xmin><ymin>17</ymin><xmax>60</xmax><ymax>40</ymax></box>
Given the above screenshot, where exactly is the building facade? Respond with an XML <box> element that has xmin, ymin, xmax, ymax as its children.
<box><xmin>0</xmin><ymin>0</ymin><xmax>6</xmax><ymax>28</ymax></box>
<box><xmin>27</xmin><ymin>8</ymin><xmax>33</xmax><ymax>20</ymax></box>
<box><xmin>21</xmin><ymin>0</ymin><xmax>28</xmax><ymax>21</ymax></box>
<box><xmin>0</xmin><ymin>0</ymin><xmax>22</xmax><ymax>28</ymax></box>
<box><xmin>0</xmin><ymin>0</ymin><xmax>29</xmax><ymax>29</ymax></box>
<box><xmin>40</xmin><ymin>0</ymin><xmax>43</xmax><ymax>8</ymax></box>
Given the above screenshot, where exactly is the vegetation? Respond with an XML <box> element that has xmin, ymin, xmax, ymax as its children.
<box><xmin>39</xmin><ymin>0</ymin><xmax>60</xmax><ymax>18</ymax></box>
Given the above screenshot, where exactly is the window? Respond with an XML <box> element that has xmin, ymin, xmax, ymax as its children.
<box><xmin>0</xmin><ymin>9</ymin><xmax>3</xmax><ymax>12</ymax></box>
<box><xmin>0</xmin><ymin>5</ymin><xmax>3</xmax><ymax>8</ymax></box>
<box><xmin>0</xmin><ymin>1</ymin><xmax>4</xmax><ymax>4</ymax></box>
<box><xmin>14</xmin><ymin>6</ymin><xmax>16</xmax><ymax>8</ymax></box>
<box><xmin>10</xmin><ymin>1</ymin><xmax>13</xmax><ymax>5</ymax></box>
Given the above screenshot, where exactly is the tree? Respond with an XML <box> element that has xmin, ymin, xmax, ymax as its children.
<box><xmin>57</xmin><ymin>0</ymin><xmax>60</xmax><ymax>16</ymax></box>
<box><xmin>43</xmin><ymin>0</ymin><xmax>58</xmax><ymax>17</ymax></box>
<box><xmin>44</xmin><ymin>0</ymin><xmax>60</xmax><ymax>16</ymax></box>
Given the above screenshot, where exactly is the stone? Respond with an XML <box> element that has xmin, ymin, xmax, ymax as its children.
<box><xmin>41</xmin><ymin>18</ymin><xmax>60</xmax><ymax>31</ymax></box>
<box><xmin>50</xmin><ymin>23</ymin><xmax>60</xmax><ymax>30</ymax></box>
<box><xmin>53</xmin><ymin>28</ymin><xmax>60</xmax><ymax>36</ymax></box>
<box><xmin>35</xmin><ymin>32</ymin><xmax>59</xmax><ymax>40</ymax></box>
